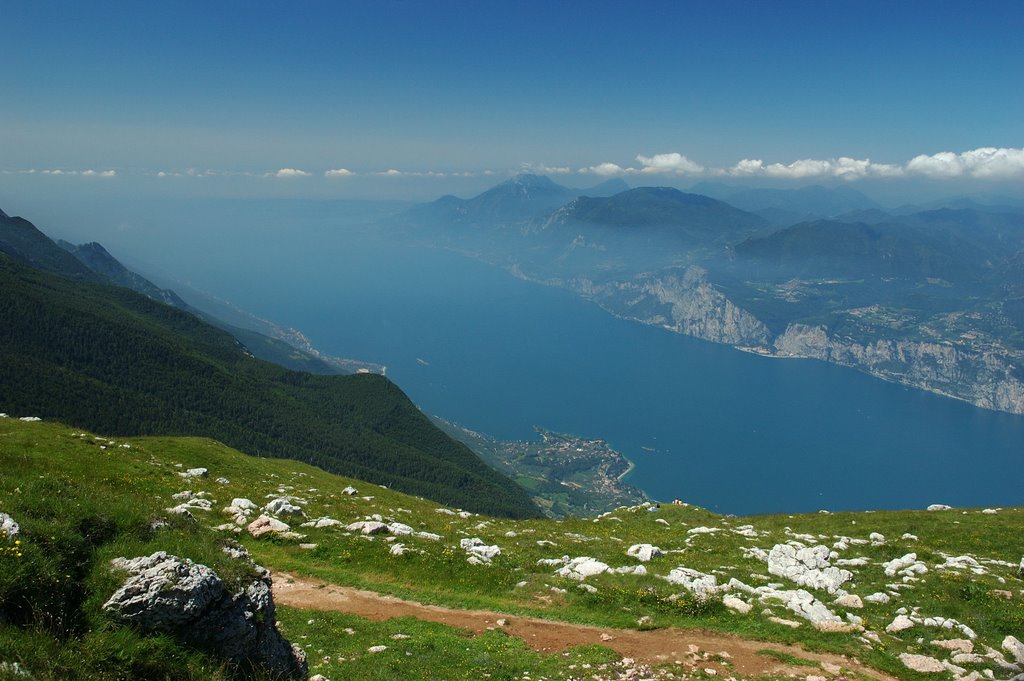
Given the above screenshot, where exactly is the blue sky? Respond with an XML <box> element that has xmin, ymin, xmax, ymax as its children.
<box><xmin>2</xmin><ymin>0</ymin><xmax>1023</xmax><ymax>202</ymax></box>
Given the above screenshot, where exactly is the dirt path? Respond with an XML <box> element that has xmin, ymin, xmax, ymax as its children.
<box><xmin>273</xmin><ymin>573</ymin><xmax>896</xmax><ymax>681</ymax></box>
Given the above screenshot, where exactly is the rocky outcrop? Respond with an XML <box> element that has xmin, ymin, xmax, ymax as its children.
<box><xmin>774</xmin><ymin>324</ymin><xmax>1024</xmax><ymax>414</ymax></box>
<box><xmin>637</xmin><ymin>268</ymin><xmax>772</xmax><ymax>346</ymax></box>
<box><xmin>766</xmin><ymin>544</ymin><xmax>851</xmax><ymax>594</ymax></box>
<box><xmin>103</xmin><ymin>552</ymin><xmax>306</xmax><ymax>679</ymax></box>
<box><xmin>577</xmin><ymin>267</ymin><xmax>771</xmax><ymax>347</ymax></box>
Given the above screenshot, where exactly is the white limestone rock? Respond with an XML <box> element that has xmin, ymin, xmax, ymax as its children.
<box><xmin>103</xmin><ymin>552</ymin><xmax>307</xmax><ymax>678</ymax></box>
<box><xmin>556</xmin><ymin>556</ymin><xmax>610</xmax><ymax>581</ymax></box>
<box><xmin>341</xmin><ymin>486</ymin><xmax>358</xmax><ymax>495</ymax></box>
<box><xmin>883</xmin><ymin>553</ymin><xmax>926</xmax><ymax>577</ymax></box>
<box><xmin>769</xmin><ymin>616</ymin><xmax>801</xmax><ymax>628</ymax></box>
<box><xmin>264</xmin><ymin>498</ymin><xmax>305</xmax><ymax>518</ymax></box>
<box><xmin>300</xmin><ymin>517</ymin><xmax>344</xmax><ymax>529</ymax></box>
<box><xmin>229</xmin><ymin>498</ymin><xmax>257</xmax><ymax>512</ymax></box>
<box><xmin>661</xmin><ymin>567</ymin><xmax>720</xmax><ymax>600</ymax></box>
<box><xmin>626</xmin><ymin>544</ymin><xmax>663</xmax><ymax>562</ymax></box>
<box><xmin>414</xmin><ymin>531</ymin><xmax>442</xmax><ymax>541</ymax></box>
<box><xmin>166</xmin><ymin>498</ymin><xmax>212</xmax><ymax>515</ymax></box>
<box><xmin>886</xmin><ymin>614</ymin><xmax>915</xmax><ymax>633</ymax></box>
<box><xmin>927</xmin><ymin>504</ymin><xmax>953</xmax><ymax>511</ymax></box>
<box><xmin>899</xmin><ymin>654</ymin><xmax>945</xmax><ymax>673</ymax></box>
<box><xmin>1004</xmin><ymin>636</ymin><xmax>1024</xmax><ymax>665</ymax></box>
<box><xmin>459</xmin><ymin>537</ymin><xmax>501</xmax><ymax>563</ymax></box>
<box><xmin>0</xmin><ymin>513</ymin><xmax>20</xmax><ymax>539</ymax></box>
<box><xmin>179</xmin><ymin>467</ymin><xmax>208</xmax><ymax>479</ymax></box>
<box><xmin>247</xmin><ymin>515</ymin><xmax>291</xmax><ymax>538</ymax></box>
<box><xmin>932</xmin><ymin>639</ymin><xmax>974</xmax><ymax>654</ymax></box>
<box><xmin>353</xmin><ymin>520</ymin><xmax>390</xmax><ymax>535</ymax></box>
<box><xmin>766</xmin><ymin>544</ymin><xmax>852</xmax><ymax>593</ymax></box>
<box><xmin>723</xmin><ymin>596</ymin><xmax>751</xmax><ymax>614</ymax></box>
<box><xmin>833</xmin><ymin>594</ymin><xmax>863</xmax><ymax>609</ymax></box>
<box><xmin>864</xmin><ymin>592</ymin><xmax>891</xmax><ymax>604</ymax></box>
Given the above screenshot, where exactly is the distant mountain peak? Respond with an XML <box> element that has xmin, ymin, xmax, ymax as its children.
<box><xmin>505</xmin><ymin>173</ymin><xmax>558</xmax><ymax>187</ymax></box>
<box><xmin>0</xmin><ymin>208</ymin><xmax>8</xmax><ymax>219</ymax></box>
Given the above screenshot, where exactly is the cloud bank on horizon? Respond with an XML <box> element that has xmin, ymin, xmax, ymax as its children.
<box><xmin>580</xmin><ymin>147</ymin><xmax>1024</xmax><ymax>181</ymax></box>
<box><xmin>5</xmin><ymin>147</ymin><xmax>1023</xmax><ymax>183</ymax></box>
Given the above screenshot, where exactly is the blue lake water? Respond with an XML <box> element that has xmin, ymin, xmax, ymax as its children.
<box><xmin>191</xmin><ymin>228</ymin><xmax>1023</xmax><ymax>517</ymax></box>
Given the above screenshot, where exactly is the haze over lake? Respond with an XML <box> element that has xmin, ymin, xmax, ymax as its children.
<box><xmin>104</xmin><ymin>200</ymin><xmax>1023</xmax><ymax>516</ymax></box>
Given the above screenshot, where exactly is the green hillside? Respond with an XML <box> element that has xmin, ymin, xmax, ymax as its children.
<box><xmin>1</xmin><ymin>418</ymin><xmax>1020</xmax><ymax>681</ymax></box>
<box><xmin>0</xmin><ymin>254</ymin><xmax>539</xmax><ymax>520</ymax></box>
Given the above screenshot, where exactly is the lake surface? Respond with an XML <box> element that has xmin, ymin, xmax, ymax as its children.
<box><xmin>186</xmin><ymin>225</ymin><xmax>1021</xmax><ymax>516</ymax></box>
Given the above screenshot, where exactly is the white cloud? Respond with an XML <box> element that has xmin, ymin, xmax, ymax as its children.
<box><xmin>906</xmin><ymin>147</ymin><xmax>1024</xmax><ymax>179</ymax></box>
<box><xmin>578</xmin><ymin>162</ymin><xmax>636</xmax><ymax>176</ymax></box>
<box><xmin>636</xmin><ymin>152</ymin><xmax>704</xmax><ymax>175</ymax></box>
<box><xmin>272</xmin><ymin>168</ymin><xmax>310</xmax><ymax>178</ymax></box>
<box><xmin>325</xmin><ymin>168</ymin><xmax>354</xmax><ymax>177</ymax></box>
<box><xmin>724</xmin><ymin>156</ymin><xmax>904</xmax><ymax>180</ymax></box>
<box><xmin>521</xmin><ymin>163</ymin><xmax>571</xmax><ymax>175</ymax></box>
<box><xmin>377</xmin><ymin>169</ymin><xmax>403</xmax><ymax>176</ymax></box>
<box><xmin>764</xmin><ymin>158</ymin><xmax>834</xmax><ymax>179</ymax></box>
<box><xmin>25</xmin><ymin>168</ymin><xmax>117</xmax><ymax>177</ymax></box>
<box><xmin>726</xmin><ymin>159</ymin><xmax>765</xmax><ymax>175</ymax></box>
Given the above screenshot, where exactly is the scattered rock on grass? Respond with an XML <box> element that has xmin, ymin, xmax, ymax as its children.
<box><xmin>264</xmin><ymin>498</ymin><xmax>304</xmax><ymax>518</ymax></box>
<box><xmin>833</xmin><ymin>594</ymin><xmax>863</xmax><ymax>609</ymax></box>
<box><xmin>1004</xmin><ymin>636</ymin><xmax>1024</xmax><ymax>665</ymax></box>
<box><xmin>460</xmin><ymin>538</ymin><xmax>501</xmax><ymax>563</ymax></box>
<box><xmin>932</xmin><ymin>639</ymin><xmax>973</xmax><ymax>654</ymax></box>
<box><xmin>661</xmin><ymin>567</ymin><xmax>720</xmax><ymax>599</ymax></box>
<box><xmin>899</xmin><ymin>654</ymin><xmax>945</xmax><ymax>673</ymax></box>
<box><xmin>723</xmin><ymin>596</ymin><xmax>751</xmax><ymax>614</ymax></box>
<box><xmin>0</xmin><ymin>513</ymin><xmax>19</xmax><ymax>539</ymax></box>
<box><xmin>626</xmin><ymin>543</ymin><xmax>663</xmax><ymax>562</ymax></box>
<box><xmin>248</xmin><ymin>515</ymin><xmax>291</xmax><ymax>538</ymax></box>
<box><xmin>886</xmin><ymin>615</ymin><xmax>915</xmax><ymax>633</ymax></box>
<box><xmin>556</xmin><ymin>556</ymin><xmax>609</xmax><ymax>581</ymax></box>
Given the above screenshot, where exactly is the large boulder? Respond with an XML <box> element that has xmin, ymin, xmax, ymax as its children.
<box><xmin>103</xmin><ymin>552</ymin><xmax>306</xmax><ymax>679</ymax></box>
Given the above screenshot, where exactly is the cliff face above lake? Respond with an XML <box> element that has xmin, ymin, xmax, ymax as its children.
<box><xmin>774</xmin><ymin>323</ymin><xmax>1024</xmax><ymax>414</ymax></box>
<box><xmin>569</xmin><ymin>267</ymin><xmax>772</xmax><ymax>347</ymax></box>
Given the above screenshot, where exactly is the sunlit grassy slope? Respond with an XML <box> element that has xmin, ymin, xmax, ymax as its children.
<box><xmin>0</xmin><ymin>417</ymin><xmax>1020</xmax><ymax>681</ymax></box>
